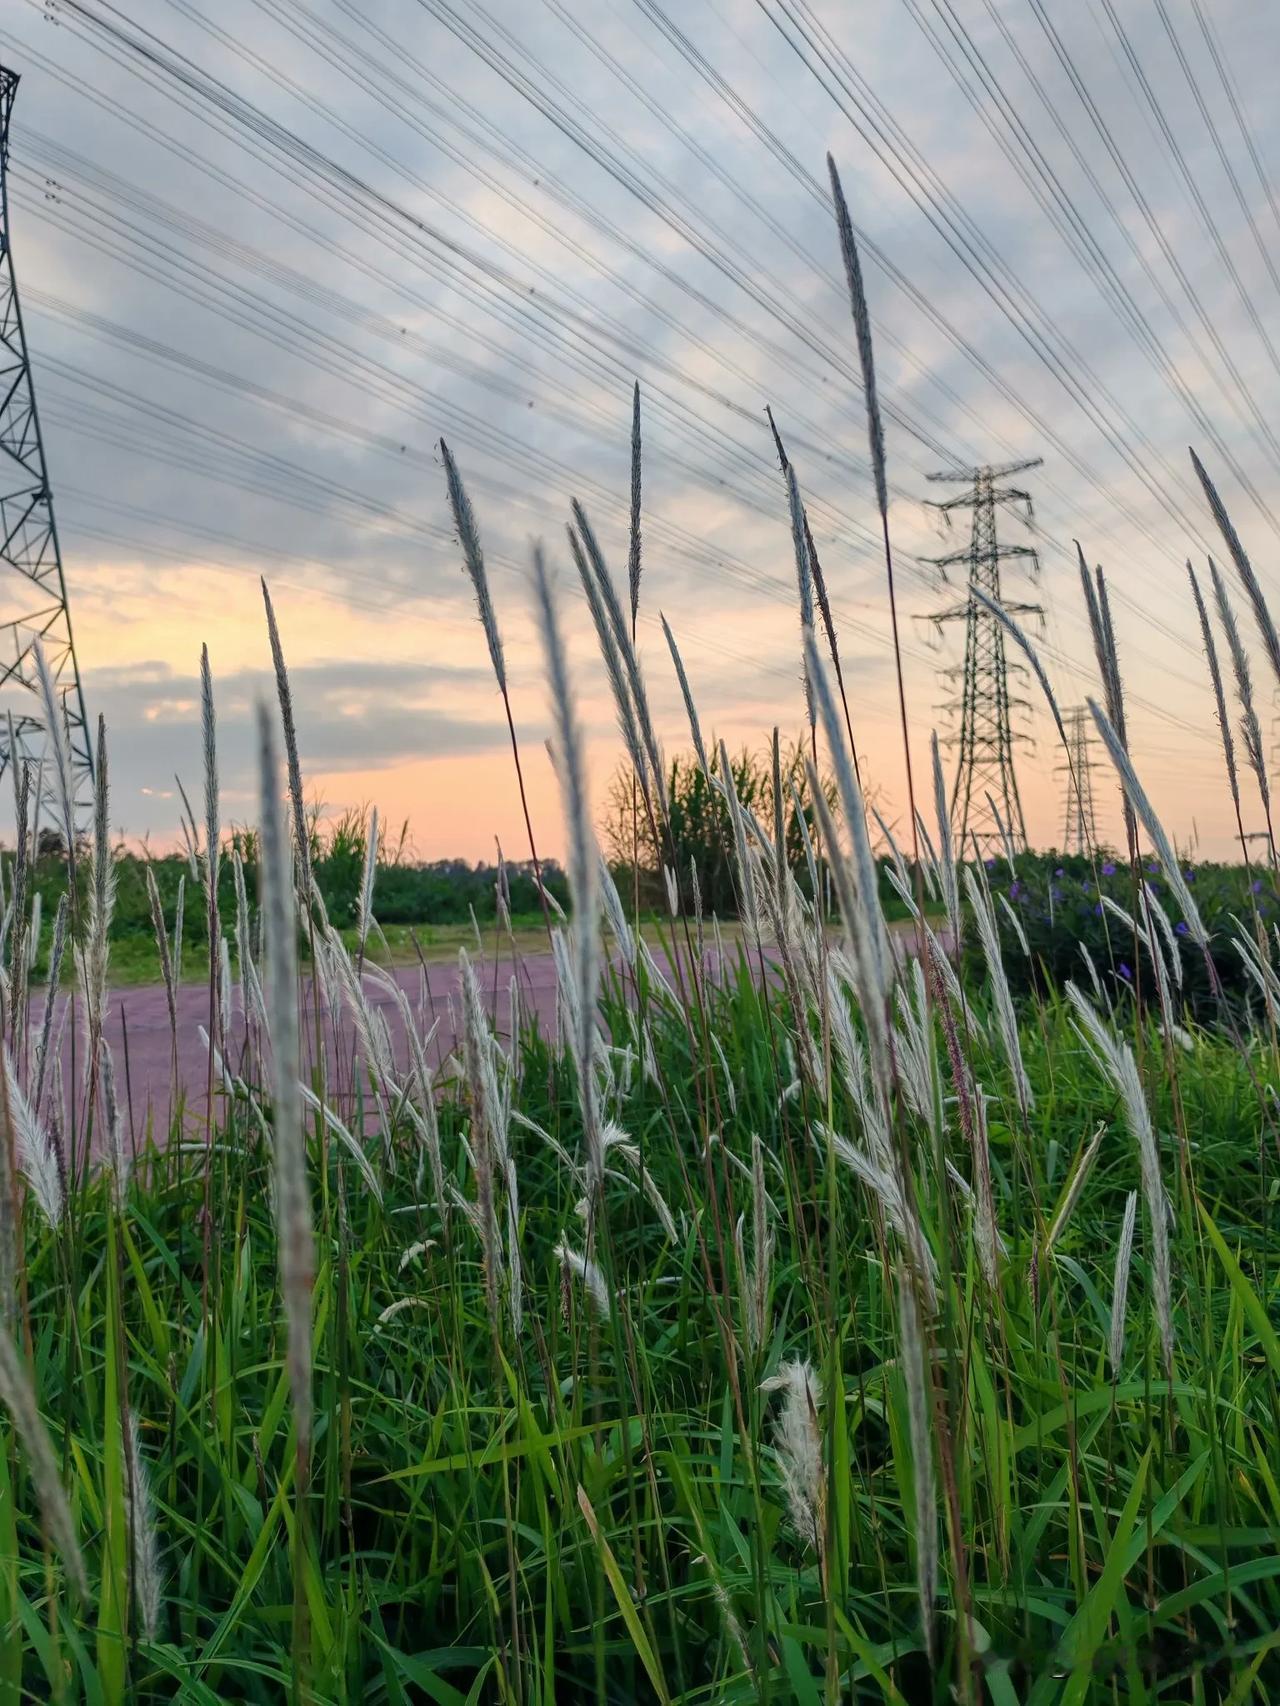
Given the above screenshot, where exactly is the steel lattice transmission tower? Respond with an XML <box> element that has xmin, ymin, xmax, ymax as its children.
<box><xmin>1057</xmin><ymin>704</ymin><xmax>1099</xmax><ymax>854</ymax></box>
<box><xmin>924</xmin><ymin>459</ymin><xmax>1043</xmax><ymax>855</ymax></box>
<box><xmin>0</xmin><ymin>64</ymin><xmax>92</xmax><ymax>819</ymax></box>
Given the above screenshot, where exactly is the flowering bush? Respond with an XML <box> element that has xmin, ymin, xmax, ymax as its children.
<box><xmin>970</xmin><ymin>850</ymin><xmax>1277</xmax><ymax>1020</ymax></box>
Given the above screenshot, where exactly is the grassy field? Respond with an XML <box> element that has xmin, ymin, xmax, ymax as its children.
<box><xmin>79</xmin><ymin>913</ymin><xmax>554</xmax><ymax>987</ymax></box>
<box><xmin>5</xmin><ymin>968</ymin><xmax>1277</xmax><ymax>1703</ymax></box>
<box><xmin>0</xmin><ymin>161</ymin><xmax>1278</xmax><ymax>1706</ymax></box>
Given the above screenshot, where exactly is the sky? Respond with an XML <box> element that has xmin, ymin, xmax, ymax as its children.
<box><xmin>3</xmin><ymin>0</ymin><xmax>1280</xmax><ymax>864</ymax></box>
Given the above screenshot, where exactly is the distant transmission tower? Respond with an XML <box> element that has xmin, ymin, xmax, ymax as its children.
<box><xmin>0</xmin><ymin>65</ymin><xmax>92</xmax><ymax>819</ymax></box>
<box><xmin>1057</xmin><ymin>705</ymin><xmax>1099</xmax><ymax>854</ymax></box>
<box><xmin>925</xmin><ymin>459</ymin><xmax>1043</xmax><ymax>856</ymax></box>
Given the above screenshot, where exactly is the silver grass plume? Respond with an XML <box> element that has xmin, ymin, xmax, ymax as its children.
<box><xmin>31</xmin><ymin>892</ymin><xmax>68</xmax><ymax>1118</ymax></box>
<box><xmin>32</xmin><ymin>641</ymin><xmax>76</xmax><ymax>861</ymax></box>
<box><xmin>260</xmin><ymin>580</ymin><xmax>313</xmax><ymax>900</ymax></box>
<box><xmin>572</xmin><ymin>501</ymin><xmax>666</xmax><ymax>812</ymax></box>
<box><xmin>172</xmin><ymin>874</ymin><xmax>185</xmax><ymax>990</ymax></box>
<box><xmin>0</xmin><ymin>1320</ymin><xmax>86</xmax><ymax>1597</ymax></box>
<box><xmin>123</xmin><ymin>1405</ymin><xmax>162</xmax><ymax>1640</ymax></box>
<box><xmin>805</xmin><ymin>633</ymin><xmax>893</xmax><ymax>1090</ymax></box>
<box><xmin>0</xmin><ymin>767</ymin><xmax>21</xmax><ymax>987</ymax></box>
<box><xmin>771</xmin><ymin>730</ymin><xmax>788</xmax><ymax>926</ymax></box>
<box><xmin>1065</xmin><ymin>983</ymin><xmax>1174</xmax><ymax>1377</ymax></box>
<box><xmin>810</xmin><ymin>781</ymin><xmax>892</xmax><ymax>1105</ymax></box>
<box><xmin>459</xmin><ymin>947</ymin><xmax>508</xmax><ymax>1332</ymax></box>
<box><xmin>531</xmin><ymin>548</ymin><xmax>603</xmax><ymax>1208</ymax></box>
<box><xmin>806</xmin><ymin>635</ymin><xmax>890</xmax><ymax>996</ymax></box>
<box><xmin>996</xmin><ymin>892</ymin><xmax>1030</xmax><ymax>958</ymax></box>
<box><xmin>828</xmin><ymin>155</ymin><xmax>887</xmax><ymax>522</ymax></box>
<box><xmin>1078</xmin><ymin>549</ymin><xmax>1127</xmax><ymax>749</ymax></box>
<box><xmin>200</xmin><ymin>645</ymin><xmax>220</xmax><ymax>921</ymax></box>
<box><xmin>766</xmin><ymin>406</ymin><xmax>846</xmax><ymax>705</ymax></box>
<box><xmin>257</xmin><ymin>699</ymin><xmax>315</xmax><ymax>1453</ymax></box>
<box><xmin>600</xmin><ymin>1121</ymin><xmax>678</xmax><ymax>1242</ymax></box>
<box><xmin>761</xmin><ymin>1357</ymin><xmax>825</xmax><ymax>1555</ymax></box>
<box><xmin>822</xmin><ymin>1124</ymin><xmax>938</xmax><ymax>1309</ymax></box>
<box><xmin>1109</xmin><ymin>1190</ymin><xmax>1139</xmax><ymax>1375</ymax></box>
<box><xmin>628</xmin><ymin>382</ymin><xmax>642</xmax><ymax>632</ymax></box>
<box><xmin>661</xmin><ymin>615</ymin><xmax>710</xmax><ymax>779</ymax></box>
<box><xmin>1191</xmin><ymin>449</ymin><xmax>1280</xmax><ymax>690</ymax></box>
<box><xmin>967</xmin><ymin>585</ymin><xmax>1069</xmax><ymax>757</ymax></box>
<box><xmin>142</xmin><ymin>867</ymin><xmax>175</xmax><ymax>1048</ymax></box>
<box><xmin>719</xmin><ymin>741</ymin><xmax>761</xmax><ymax>946</ymax></box>
<box><xmin>1209</xmin><ymin>558</ymin><xmax>1270</xmax><ymax>820</ymax></box>
<box><xmin>913</xmin><ymin>813</ymin><xmax>942</xmax><ymax>902</ymax></box>
<box><xmin>1079</xmin><ymin>941</ymin><xmax>1106</xmax><ymax>1007</ymax></box>
<box><xmin>986</xmin><ymin>791</ymin><xmax>1018</xmax><ymax>877</ymax></box>
<box><xmin>569</xmin><ymin>526</ymin><xmax>650</xmax><ymax>804</ymax></box>
<box><xmin>895</xmin><ymin>966</ymin><xmax>936</xmax><ymax>1131</ymax></box>
<box><xmin>98</xmin><ymin>1038</ymin><xmax>129</xmax><ymax>1208</ymax></box>
<box><xmin>1101</xmin><ymin>894</ymin><xmax>1172</xmax><ymax>1019</ymax></box>
<box><xmin>78</xmin><ymin>717</ymin><xmax>115</xmax><ymax>1058</ymax></box>
<box><xmin>219</xmin><ymin>936</ymin><xmax>232</xmax><ymax>1041</ymax></box>
<box><xmin>1078</xmin><ymin>549</ymin><xmax>1136</xmax><ymax>847</ymax></box>
<box><xmin>441</xmin><ymin>438</ymin><xmax>506</xmax><ymax>693</ymax></box>
<box><xmin>1087</xmin><ymin>698</ymin><xmax>1207</xmax><ymax>947</ymax></box>
<box><xmin>1142</xmin><ymin>880</ymin><xmax>1183</xmax><ymax>989</ymax></box>
<box><xmin>175</xmin><ymin>786</ymin><xmax>200</xmax><ymax>884</ymax></box>
<box><xmin>964</xmin><ymin>863</ymin><xmax>1032</xmax><ymax>1115</ymax></box>
<box><xmin>358</xmin><ymin>807</ymin><xmax>379</xmax><ymax>956</ymax></box>
<box><xmin>969</xmin><ymin>1091</ymin><xmax>1003</xmax><ymax>1288</ymax></box>
<box><xmin>931</xmin><ymin>734</ymin><xmax>961</xmax><ymax>951</ymax></box>
<box><xmin>293</xmin><ymin>1083</ymin><xmax>382</xmax><ymax>1205</ymax></box>
<box><xmin>792</xmin><ymin>777</ymin><xmax>819</xmax><ymax>903</ymax></box>
<box><xmin>1042</xmin><ymin>1122</ymin><xmax>1105</xmax><ymax>1262</ymax></box>
<box><xmin>898</xmin><ymin>1276</ymin><xmax>937</xmax><ymax>1660</ymax></box>
<box><xmin>1187</xmin><ymin>563</ymin><xmax>1241</xmax><ymax>819</ymax></box>
<box><xmin>787</xmin><ymin>466</ymin><xmax>816</xmax><ymax>732</ymax></box>
<box><xmin>598</xmin><ymin>854</ymin><xmax>636</xmax><ymax>968</ymax></box>
<box><xmin>1236</xmin><ymin>925</ymin><xmax>1280</xmax><ymax>1025</ymax></box>
<box><xmin>26</xmin><ymin>891</ymin><xmax>40</xmax><ymax>977</ymax></box>
<box><xmin>6</xmin><ymin>1046</ymin><xmax>61</xmax><ymax>1227</ymax></box>
<box><xmin>748</xmin><ymin>1132</ymin><xmax>772</xmax><ymax>1353</ymax></box>
<box><xmin>555</xmin><ymin>1240</ymin><xmax>610</xmax><ymax>1318</ymax></box>
<box><xmin>495</xmin><ymin>840</ymin><xmax>512</xmax><ymax>935</ymax></box>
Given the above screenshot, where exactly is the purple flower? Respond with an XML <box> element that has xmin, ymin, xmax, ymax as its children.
<box><xmin>1119</xmin><ymin>962</ymin><xmax>1132</xmax><ymax>980</ymax></box>
<box><xmin>985</xmin><ymin>857</ymin><xmax>995</xmax><ymax>869</ymax></box>
<box><xmin>1253</xmin><ymin>880</ymin><xmax>1263</xmax><ymax>894</ymax></box>
<box><xmin>1094</xmin><ymin>902</ymin><xmax>1103</xmax><ymax>915</ymax></box>
<box><xmin>1175</xmin><ymin>921</ymin><xmax>1189</xmax><ymax>936</ymax></box>
<box><xmin>1055</xmin><ymin>867</ymin><xmax>1065</xmax><ymax>878</ymax></box>
<box><xmin>1147</xmin><ymin>864</ymin><xmax>1158</xmax><ymax>875</ymax></box>
<box><xmin>1102</xmin><ymin>861</ymin><xmax>1115</xmax><ymax>876</ymax></box>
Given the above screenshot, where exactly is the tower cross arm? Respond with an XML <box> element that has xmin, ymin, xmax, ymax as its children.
<box><xmin>925</xmin><ymin>457</ymin><xmax>1043</xmax><ymax>483</ymax></box>
<box><xmin>924</xmin><ymin>542</ymin><xmax>1040</xmax><ymax>571</ymax></box>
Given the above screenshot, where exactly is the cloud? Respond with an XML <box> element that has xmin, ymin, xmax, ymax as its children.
<box><xmin>0</xmin><ymin>0</ymin><xmax>1276</xmax><ymax>856</ymax></box>
<box><xmin>89</xmin><ymin>656</ymin><xmax>505</xmax><ymax>814</ymax></box>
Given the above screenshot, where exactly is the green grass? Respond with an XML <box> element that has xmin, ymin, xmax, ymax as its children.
<box><xmin>4</xmin><ymin>947</ymin><xmax>1280</xmax><ymax>1703</ymax></box>
<box><xmin>34</xmin><ymin>913</ymin><xmax>554</xmax><ymax>987</ymax></box>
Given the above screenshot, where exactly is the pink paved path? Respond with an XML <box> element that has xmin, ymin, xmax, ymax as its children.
<box><xmin>83</xmin><ymin>952</ymin><xmax>567</xmax><ymax>1143</ymax></box>
<box><xmin>73</xmin><ymin>921</ymin><xmax>936</xmax><ymax>1145</ymax></box>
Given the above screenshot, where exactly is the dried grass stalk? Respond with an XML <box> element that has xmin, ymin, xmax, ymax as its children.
<box><xmin>256</xmin><ymin>700</ymin><xmax>315</xmax><ymax>1452</ymax></box>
